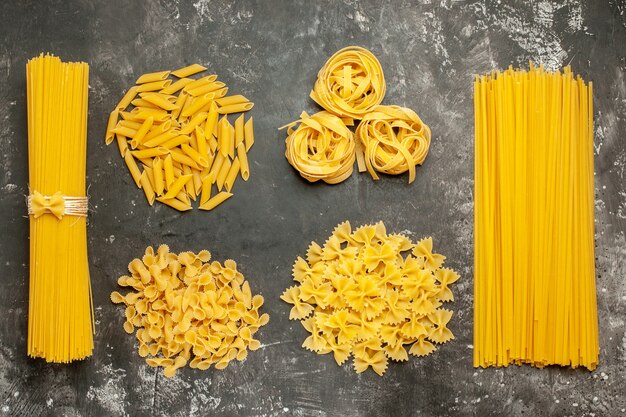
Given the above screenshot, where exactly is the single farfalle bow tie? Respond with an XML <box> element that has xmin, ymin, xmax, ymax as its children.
<box><xmin>30</xmin><ymin>191</ymin><xmax>65</xmax><ymax>219</ymax></box>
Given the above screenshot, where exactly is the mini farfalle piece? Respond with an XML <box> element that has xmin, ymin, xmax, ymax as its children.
<box><xmin>111</xmin><ymin>246</ymin><xmax>268</xmax><ymax>378</ymax></box>
<box><xmin>281</xmin><ymin>221</ymin><xmax>459</xmax><ymax>376</ymax></box>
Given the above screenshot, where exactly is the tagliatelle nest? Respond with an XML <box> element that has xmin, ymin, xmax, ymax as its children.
<box><xmin>281</xmin><ymin>221</ymin><xmax>459</xmax><ymax>376</ymax></box>
<box><xmin>111</xmin><ymin>245</ymin><xmax>269</xmax><ymax>378</ymax></box>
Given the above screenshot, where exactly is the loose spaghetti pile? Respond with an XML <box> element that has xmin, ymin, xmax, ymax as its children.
<box><xmin>26</xmin><ymin>54</ymin><xmax>94</xmax><ymax>362</ymax></box>
<box><xmin>280</xmin><ymin>221</ymin><xmax>459</xmax><ymax>376</ymax></box>
<box><xmin>111</xmin><ymin>245</ymin><xmax>269</xmax><ymax>377</ymax></box>
<box><xmin>105</xmin><ymin>64</ymin><xmax>255</xmax><ymax>211</ymax></box>
<box><xmin>473</xmin><ymin>64</ymin><xmax>598</xmax><ymax>370</ymax></box>
<box><xmin>281</xmin><ymin>46</ymin><xmax>431</xmax><ymax>184</ymax></box>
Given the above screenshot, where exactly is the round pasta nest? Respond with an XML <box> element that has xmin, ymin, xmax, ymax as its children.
<box><xmin>282</xmin><ymin>111</ymin><xmax>356</xmax><ymax>184</ymax></box>
<box><xmin>280</xmin><ymin>221</ymin><xmax>459</xmax><ymax>376</ymax></box>
<box><xmin>110</xmin><ymin>245</ymin><xmax>269</xmax><ymax>378</ymax></box>
<box><xmin>310</xmin><ymin>46</ymin><xmax>386</xmax><ymax>120</ymax></box>
<box><xmin>356</xmin><ymin>105</ymin><xmax>431</xmax><ymax>184</ymax></box>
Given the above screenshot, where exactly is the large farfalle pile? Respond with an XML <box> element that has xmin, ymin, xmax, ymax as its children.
<box><xmin>280</xmin><ymin>221</ymin><xmax>459</xmax><ymax>376</ymax></box>
<box><xmin>281</xmin><ymin>46</ymin><xmax>431</xmax><ymax>185</ymax></box>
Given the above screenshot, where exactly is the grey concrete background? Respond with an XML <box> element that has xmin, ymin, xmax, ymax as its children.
<box><xmin>0</xmin><ymin>0</ymin><xmax>625</xmax><ymax>416</ymax></box>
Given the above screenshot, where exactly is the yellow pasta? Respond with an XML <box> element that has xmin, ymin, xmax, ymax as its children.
<box><xmin>355</xmin><ymin>105</ymin><xmax>431</xmax><ymax>184</ymax></box>
<box><xmin>106</xmin><ymin>65</ymin><xmax>255</xmax><ymax>211</ymax></box>
<box><xmin>281</xmin><ymin>111</ymin><xmax>355</xmax><ymax>184</ymax></box>
<box><xmin>473</xmin><ymin>64</ymin><xmax>598</xmax><ymax>370</ymax></box>
<box><xmin>199</xmin><ymin>191</ymin><xmax>233</xmax><ymax>210</ymax></box>
<box><xmin>217</xmin><ymin>102</ymin><xmax>254</xmax><ymax>114</ymax></box>
<box><xmin>111</xmin><ymin>245</ymin><xmax>268</xmax><ymax>377</ymax></box>
<box><xmin>281</xmin><ymin>221</ymin><xmax>458</xmax><ymax>376</ymax></box>
<box><xmin>26</xmin><ymin>54</ymin><xmax>94</xmax><ymax>362</ymax></box>
<box><xmin>310</xmin><ymin>46</ymin><xmax>386</xmax><ymax>121</ymax></box>
<box><xmin>136</xmin><ymin>70</ymin><xmax>170</xmax><ymax>84</ymax></box>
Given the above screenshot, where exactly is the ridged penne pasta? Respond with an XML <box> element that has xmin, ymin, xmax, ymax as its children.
<box><xmin>199</xmin><ymin>191</ymin><xmax>232</xmax><ymax>210</ymax></box>
<box><xmin>106</xmin><ymin>65</ymin><xmax>255</xmax><ymax>211</ymax></box>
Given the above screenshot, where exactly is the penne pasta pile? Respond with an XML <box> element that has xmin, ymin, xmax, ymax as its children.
<box><xmin>105</xmin><ymin>64</ymin><xmax>255</xmax><ymax>211</ymax></box>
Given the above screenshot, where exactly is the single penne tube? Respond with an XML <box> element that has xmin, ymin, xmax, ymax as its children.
<box><xmin>130</xmin><ymin>116</ymin><xmax>154</xmax><ymax>148</ymax></box>
<box><xmin>182</xmin><ymin>164</ymin><xmax>196</xmax><ymax>201</ymax></box>
<box><xmin>208</xmin><ymin>151</ymin><xmax>225</xmax><ymax>178</ymax></box>
<box><xmin>163</xmin><ymin>154</ymin><xmax>175</xmax><ymax>187</ymax></box>
<box><xmin>162</xmin><ymin>135</ymin><xmax>191</xmax><ymax>149</ymax></box>
<box><xmin>228</xmin><ymin>123</ymin><xmax>236</xmax><ymax>158</ymax></box>
<box><xmin>182</xmin><ymin>93</ymin><xmax>214</xmax><ymax>117</ymax></box>
<box><xmin>187</xmin><ymin>81</ymin><xmax>226</xmax><ymax>97</ymax></box>
<box><xmin>214</xmin><ymin>87</ymin><xmax>229</xmax><ymax>98</ymax></box>
<box><xmin>196</xmin><ymin>128</ymin><xmax>208</xmax><ymax>158</ymax></box>
<box><xmin>119</xmin><ymin>111</ymin><xmax>140</xmax><ymax>121</ymax></box>
<box><xmin>236</xmin><ymin>142</ymin><xmax>250</xmax><ymax>181</ymax></box>
<box><xmin>218</xmin><ymin>117</ymin><xmax>230</xmax><ymax>157</ymax></box>
<box><xmin>142</xmin><ymin>120</ymin><xmax>172</xmax><ymax>142</ymax></box>
<box><xmin>143</xmin><ymin>130</ymin><xmax>179</xmax><ymax>148</ymax></box>
<box><xmin>136</xmin><ymin>79</ymin><xmax>172</xmax><ymax>92</ymax></box>
<box><xmin>139</xmin><ymin>91</ymin><xmax>177</xmax><ymax>101</ymax></box>
<box><xmin>189</xmin><ymin>129</ymin><xmax>198</xmax><ymax>150</ymax></box>
<box><xmin>244</xmin><ymin>117</ymin><xmax>254</xmax><ymax>151</ymax></box>
<box><xmin>112</xmin><ymin>124</ymin><xmax>138</xmax><ymax>138</ymax></box>
<box><xmin>192</xmin><ymin>168</ymin><xmax>203</xmax><ymax>194</ymax></box>
<box><xmin>182</xmin><ymin>143</ymin><xmax>209</xmax><ymax>168</ymax></box>
<box><xmin>131</xmin><ymin>106</ymin><xmax>169</xmax><ymax>119</ymax></box>
<box><xmin>183</xmin><ymin>75</ymin><xmax>218</xmax><ymax>92</ymax></box>
<box><xmin>116</xmin><ymin>86</ymin><xmax>139</xmax><ymax>111</ymax></box>
<box><xmin>124</xmin><ymin>152</ymin><xmax>143</xmax><ymax>187</ymax></box>
<box><xmin>160</xmin><ymin>77</ymin><xmax>194</xmax><ymax>95</ymax></box>
<box><xmin>119</xmin><ymin>120</ymin><xmax>143</xmax><ymax>130</ymax></box>
<box><xmin>131</xmin><ymin>147</ymin><xmax>169</xmax><ymax>159</ymax></box>
<box><xmin>224</xmin><ymin>157</ymin><xmax>241</xmax><ymax>192</ymax></box>
<box><xmin>139</xmin><ymin>171</ymin><xmax>156</xmax><ymax>206</ymax></box>
<box><xmin>216</xmin><ymin>95</ymin><xmax>249</xmax><ymax>107</ymax></box>
<box><xmin>204</xmin><ymin>102</ymin><xmax>219</xmax><ymax>137</ymax></box>
<box><xmin>171</xmin><ymin>64</ymin><xmax>207</xmax><ymax>78</ymax></box>
<box><xmin>199</xmin><ymin>192</ymin><xmax>232</xmax><ymax>211</ymax></box>
<box><xmin>175</xmin><ymin>190</ymin><xmax>190</xmax><ymax>205</ymax></box>
<box><xmin>131</xmin><ymin>98</ymin><xmax>159</xmax><ymax>109</ymax></box>
<box><xmin>136</xmin><ymin>70</ymin><xmax>171</xmax><ymax>84</ymax></box>
<box><xmin>153</xmin><ymin>157</ymin><xmax>165</xmax><ymax>196</ymax></box>
<box><xmin>171</xmin><ymin>91</ymin><xmax>188</xmax><ymax>119</ymax></box>
<box><xmin>234</xmin><ymin>114</ymin><xmax>245</xmax><ymax>147</ymax></box>
<box><xmin>141</xmin><ymin>93</ymin><xmax>180</xmax><ymax>111</ymax></box>
<box><xmin>200</xmin><ymin>175</ymin><xmax>212</xmax><ymax>205</ymax></box>
<box><xmin>116</xmin><ymin>134</ymin><xmax>129</xmax><ymax>158</ymax></box>
<box><xmin>143</xmin><ymin>165</ymin><xmax>157</xmax><ymax>190</ymax></box>
<box><xmin>156</xmin><ymin>196</ymin><xmax>192</xmax><ymax>211</ymax></box>
<box><xmin>215</xmin><ymin>158</ymin><xmax>232</xmax><ymax>190</ymax></box>
<box><xmin>170</xmin><ymin>148</ymin><xmax>201</xmax><ymax>169</ymax></box>
<box><xmin>162</xmin><ymin>174</ymin><xmax>193</xmax><ymax>199</ymax></box>
<box><xmin>217</xmin><ymin>102</ymin><xmax>254</xmax><ymax>114</ymax></box>
<box><xmin>105</xmin><ymin>109</ymin><xmax>119</xmax><ymax>145</ymax></box>
<box><xmin>180</xmin><ymin>112</ymin><xmax>208</xmax><ymax>135</ymax></box>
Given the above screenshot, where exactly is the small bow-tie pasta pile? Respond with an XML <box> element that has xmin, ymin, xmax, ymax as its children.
<box><xmin>105</xmin><ymin>64</ymin><xmax>255</xmax><ymax>211</ymax></box>
<box><xmin>280</xmin><ymin>46</ymin><xmax>431</xmax><ymax>184</ymax></box>
<box><xmin>280</xmin><ymin>221</ymin><xmax>459</xmax><ymax>376</ymax></box>
<box><xmin>111</xmin><ymin>245</ymin><xmax>269</xmax><ymax>378</ymax></box>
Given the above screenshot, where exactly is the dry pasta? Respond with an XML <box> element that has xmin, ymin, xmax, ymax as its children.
<box><xmin>281</xmin><ymin>111</ymin><xmax>356</xmax><ymax>184</ymax></box>
<box><xmin>310</xmin><ymin>46</ymin><xmax>386</xmax><ymax>121</ymax></box>
<box><xmin>281</xmin><ymin>46</ymin><xmax>431</xmax><ymax>185</ymax></box>
<box><xmin>105</xmin><ymin>64</ymin><xmax>255</xmax><ymax>211</ymax></box>
<box><xmin>280</xmin><ymin>221</ymin><xmax>459</xmax><ymax>376</ymax></box>
<box><xmin>111</xmin><ymin>245</ymin><xmax>269</xmax><ymax>377</ymax></box>
<box><xmin>473</xmin><ymin>64</ymin><xmax>598</xmax><ymax>370</ymax></box>
<box><xmin>26</xmin><ymin>53</ymin><xmax>94</xmax><ymax>362</ymax></box>
<box><xmin>355</xmin><ymin>105</ymin><xmax>431</xmax><ymax>184</ymax></box>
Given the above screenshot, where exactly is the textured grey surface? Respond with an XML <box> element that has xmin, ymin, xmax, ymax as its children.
<box><xmin>0</xmin><ymin>0</ymin><xmax>625</xmax><ymax>416</ymax></box>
